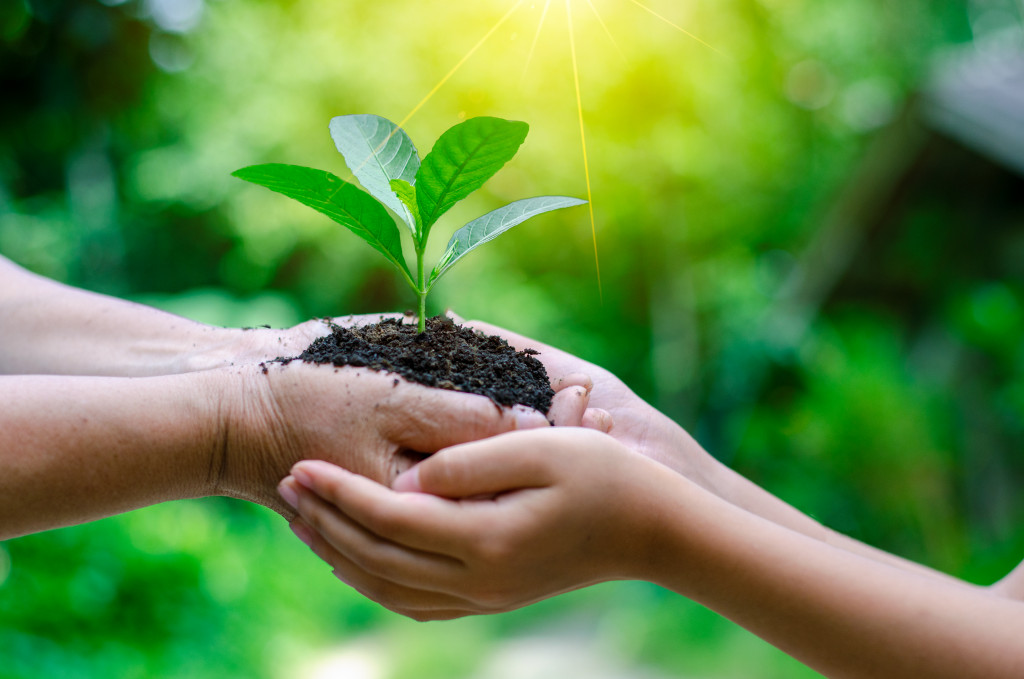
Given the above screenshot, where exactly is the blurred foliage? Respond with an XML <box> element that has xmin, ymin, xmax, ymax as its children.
<box><xmin>2</xmin><ymin>0</ymin><xmax>1023</xmax><ymax>677</ymax></box>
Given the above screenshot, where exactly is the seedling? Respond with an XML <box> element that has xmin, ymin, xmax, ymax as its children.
<box><xmin>233</xmin><ymin>115</ymin><xmax>586</xmax><ymax>332</ymax></box>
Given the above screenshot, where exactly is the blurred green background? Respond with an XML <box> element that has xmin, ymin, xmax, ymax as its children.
<box><xmin>2</xmin><ymin>0</ymin><xmax>1023</xmax><ymax>676</ymax></box>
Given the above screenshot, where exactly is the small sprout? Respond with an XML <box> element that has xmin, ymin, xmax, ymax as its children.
<box><xmin>233</xmin><ymin>115</ymin><xmax>586</xmax><ymax>332</ymax></box>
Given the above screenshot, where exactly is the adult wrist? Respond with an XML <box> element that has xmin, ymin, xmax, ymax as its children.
<box><xmin>190</xmin><ymin>365</ymin><xmax>251</xmax><ymax>500</ymax></box>
<box><xmin>199</xmin><ymin>363</ymin><xmax>298</xmax><ymax>513</ymax></box>
<box><xmin>168</xmin><ymin>368</ymin><xmax>239</xmax><ymax>500</ymax></box>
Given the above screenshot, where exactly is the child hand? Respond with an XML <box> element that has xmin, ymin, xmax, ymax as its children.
<box><xmin>279</xmin><ymin>428</ymin><xmax>670</xmax><ymax>620</ymax></box>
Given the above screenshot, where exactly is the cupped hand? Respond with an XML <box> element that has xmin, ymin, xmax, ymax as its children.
<box><xmin>466</xmin><ymin>320</ymin><xmax>722</xmax><ymax>495</ymax></box>
<box><xmin>279</xmin><ymin>428</ymin><xmax>673</xmax><ymax>620</ymax></box>
<box><xmin>215</xmin><ymin>356</ymin><xmax>602</xmax><ymax>517</ymax></box>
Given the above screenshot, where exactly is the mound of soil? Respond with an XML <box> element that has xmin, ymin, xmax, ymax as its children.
<box><xmin>283</xmin><ymin>315</ymin><xmax>554</xmax><ymax>414</ymax></box>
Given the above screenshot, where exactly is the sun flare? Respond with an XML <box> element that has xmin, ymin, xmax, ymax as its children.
<box><xmin>389</xmin><ymin>0</ymin><xmax>719</xmax><ymax>299</ymax></box>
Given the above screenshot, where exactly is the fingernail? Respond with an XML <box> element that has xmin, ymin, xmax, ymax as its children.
<box><xmin>290</xmin><ymin>521</ymin><xmax>313</xmax><ymax>548</ymax></box>
<box><xmin>291</xmin><ymin>460</ymin><xmax>344</xmax><ymax>489</ymax></box>
<box><xmin>392</xmin><ymin>466</ymin><xmax>421</xmax><ymax>493</ymax></box>
<box><xmin>291</xmin><ymin>466</ymin><xmax>313</xmax><ymax>489</ymax></box>
<box><xmin>278</xmin><ymin>477</ymin><xmax>300</xmax><ymax>510</ymax></box>
<box><xmin>513</xmin><ymin>406</ymin><xmax>550</xmax><ymax>430</ymax></box>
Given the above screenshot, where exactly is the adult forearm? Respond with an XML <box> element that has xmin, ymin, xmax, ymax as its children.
<box><xmin>0</xmin><ymin>372</ymin><xmax>221</xmax><ymax>539</ymax></box>
<box><xmin>645</xmin><ymin>475</ymin><xmax>1024</xmax><ymax>678</ymax></box>
<box><xmin>0</xmin><ymin>257</ymin><xmax>257</xmax><ymax>376</ymax></box>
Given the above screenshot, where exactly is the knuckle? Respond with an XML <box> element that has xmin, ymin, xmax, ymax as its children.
<box><xmin>316</xmin><ymin>475</ymin><xmax>346</xmax><ymax>505</ymax></box>
<box><xmin>300</xmin><ymin>503</ymin><xmax>326</xmax><ymax>534</ymax></box>
<box><xmin>353</xmin><ymin>496</ymin><xmax>393</xmax><ymax>531</ymax></box>
<box><xmin>421</xmin><ymin>453</ymin><xmax>466</xmax><ymax>491</ymax></box>
<box><xmin>348</xmin><ymin>544</ymin><xmax>395</xmax><ymax>580</ymax></box>
<box><xmin>473</xmin><ymin>533</ymin><xmax>514</xmax><ymax>566</ymax></box>
<box><xmin>362</xmin><ymin>502</ymin><xmax>408</xmax><ymax>539</ymax></box>
<box><xmin>432</xmin><ymin>458</ymin><xmax>462</xmax><ymax>488</ymax></box>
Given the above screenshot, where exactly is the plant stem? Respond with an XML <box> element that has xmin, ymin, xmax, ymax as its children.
<box><xmin>416</xmin><ymin>245</ymin><xmax>427</xmax><ymax>333</ymax></box>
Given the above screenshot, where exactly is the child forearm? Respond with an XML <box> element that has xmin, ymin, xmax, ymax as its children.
<box><xmin>646</xmin><ymin>474</ymin><xmax>1024</xmax><ymax>679</ymax></box>
<box><xmin>703</xmin><ymin>460</ymin><xmax>965</xmax><ymax>585</ymax></box>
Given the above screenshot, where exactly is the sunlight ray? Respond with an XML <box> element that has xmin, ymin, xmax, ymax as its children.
<box><xmin>623</xmin><ymin>0</ymin><xmax>722</xmax><ymax>55</ymax></box>
<box><xmin>396</xmin><ymin>0</ymin><xmax>527</xmax><ymax>131</ymax></box>
<box><xmin>566</xmin><ymin>0</ymin><xmax>602</xmax><ymax>301</ymax></box>
<box><xmin>583</xmin><ymin>0</ymin><xmax>625</xmax><ymax>61</ymax></box>
<box><xmin>521</xmin><ymin>0</ymin><xmax>553</xmax><ymax>85</ymax></box>
<box><xmin>342</xmin><ymin>1</ymin><xmax>526</xmax><ymax>183</ymax></box>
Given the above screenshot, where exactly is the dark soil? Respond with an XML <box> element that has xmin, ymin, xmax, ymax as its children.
<box><xmin>282</xmin><ymin>315</ymin><xmax>554</xmax><ymax>414</ymax></box>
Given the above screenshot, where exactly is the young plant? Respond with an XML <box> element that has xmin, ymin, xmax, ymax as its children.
<box><xmin>233</xmin><ymin>115</ymin><xmax>586</xmax><ymax>332</ymax></box>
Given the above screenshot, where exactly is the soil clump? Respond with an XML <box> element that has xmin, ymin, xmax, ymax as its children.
<box><xmin>283</xmin><ymin>315</ymin><xmax>554</xmax><ymax>414</ymax></box>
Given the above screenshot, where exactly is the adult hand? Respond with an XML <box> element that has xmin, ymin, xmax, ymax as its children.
<box><xmin>218</xmin><ymin>332</ymin><xmax>605</xmax><ymax>518</ymax></box>
<box><xmin>279</xmin><ymin>428</ymin><xmax>672</xmax><ymax>620</ymax></box>
<box><xmin>216</xmin><ymin>360</ymin><xmax>577</xmax><ymax>517</ymax></box>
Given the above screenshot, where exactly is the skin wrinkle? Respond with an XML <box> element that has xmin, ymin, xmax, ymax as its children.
<box><xmin>208</xmin><ymin>389</ymin><xmax>230</xmax><ymax>497</ymax></box>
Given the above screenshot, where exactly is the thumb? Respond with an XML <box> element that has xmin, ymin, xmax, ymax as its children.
<box><xmin>383</xmin><ymin>386</ymin><xmax>550</xmax><ymax>453</ymax></box>
<box><xmin>393</xmin><ymin>430</ymin><xmax>556</xmax><ymax>498</ymax></box>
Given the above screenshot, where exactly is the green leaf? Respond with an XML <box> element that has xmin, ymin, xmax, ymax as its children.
<box><xmin>389</xmin><ymin>179</ymin><xmax>421</xmax><ymax>238</ymax></box>
<box><xmin>415</xmin><ymin>117</ymin><xmax>529</xmax><ymax>244</ymax></box>
<box><xmin>329</xmin><ymin>115</ymin><xmax>420</xmax><ymax>231</ymax></box>
<box><xmin>429</xmin><ymin>195</ymin><xmax>586</xmax><ymax>285</ymax></box>
<box><xmin>232</xmin><ymin>163</ymin><xmax>412</xmax><ymax>283</ymax></box>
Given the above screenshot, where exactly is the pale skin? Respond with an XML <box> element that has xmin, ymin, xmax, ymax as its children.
<box><xmin>0</xmin><ymin>257</ymin><xmax>596</xmax><ymax>539</ymax></box>
<box><xmin>281</xmin><ymin>322</ymin><xmax>1024</xmax><ymax>679</ymax></box>
<box><xmin>0</xmin><ymin>254</ymin><xmax>372</xmax><ymax>376</ymax></box>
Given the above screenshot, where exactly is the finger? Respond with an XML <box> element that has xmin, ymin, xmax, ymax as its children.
<box><xmin>288</xmin><ymin>463</ymin><xmax>475</xmax><ymax>557</ymax></box>
<box><xmin>552</xmin><ymin>372</ymin><xmax>592</xmax><ymax>393</ymax></box>
<box><xmin>392</xmin><ymin>430</ymin><xmax>557</xmax><ymax>497</ymax></box>
<box><xmin>293</xmin><ymin>478</ymin><xmax>472</xmax><ymax>592</ymax></box>
<box><xmin>581</xmin><ymin>408</ymin><xmax>613</xmax><ymax>433</ymax></box>
<box><xmin>331</xmin><ymin>560</ymin><xmax>479</xmax><ymax>620</ymax></box>
<box><xmin>443</xmin><ymin>308</ymin><xmax>467</xmax><ymax>325</ymax></box>
<box><xmin>325</xmin><ymin>549</ymin><xmax>515</xmax><ymax>620</ymax></box>
<box><xmin>381</xmin><ymin>386</ymin><xmax>550</xmax><ymax>453</ymax></box>
<box><xmin>547</xmin><ymin>386</ymin><xmax>589</xmax><ymax>427</ymax></box>
<box><xmin>291</xmin><ymin>519</ymin><xmax>483</xmax><ymax>620</ymax></box>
